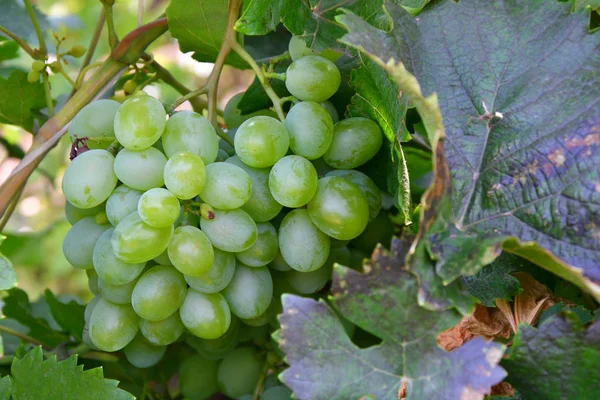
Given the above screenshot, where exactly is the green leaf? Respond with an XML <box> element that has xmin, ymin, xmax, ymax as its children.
<box><xmin>0</xmin><ymin>253</ymin><xmax>17</xmax><ymax>290</ymax></box>
<box><xmin>538</xmin><ymin>303</ymin><xmax>594</xmax><ymax>325</ymax></box>
<box><xmin>339</xmin><ymin>1</ymin><xmax>600</xmax><ymax>301</ymax></box>
<box><xmin>0</xmin><ymin>0</ymin><xmax>50</xmax><ymax>45</ymax></box>
<box><xmin>166</xmin><ymin>0</ymin><xmax>247</xmax><ymax>69</ymax></box>
<box><xmin>502</xmin><ymin>314</ymin><xmax>600</xmax><ymax>399</ymax></box>
<box><xmin>389</xmin><ymin>0</ymin><xmax>431</xmax><ymax>15</ymax></box>
<box><xmin>0</xmin><ymin>38</ymin><xmax>19</xmax><ymax>63</ymax></box>
<box><xmin>43</xmin><ymin>290</ymin><xmax>85</xmax><ymax>342</ymax></box>
<box><xmin>235</xmin><ymin>0</ymin><xmax>283</xmax><ymax>35</ymax></box>
<box><xmin>2</xmin><ymin>288</ymin><xmax>68</xmax><ymax>348</ymax></box>
<box><xmin>0</xmin><ymin>70</ymin><xmax>47</xmax><ymax>131</ymax></box>
<box><xmin>10</xmin><ymin>346</ymin><xmax>134</xmax><ymax>400</ymax></box>
<box><xmin>277</xmin><ymin>240</ymin><xmax>506</xmax><ymax>399</ymax></box>
<box><xmin>0</xmin><ymin>376</ymin><xmax>11</xmax><ymax>400</ymax></box>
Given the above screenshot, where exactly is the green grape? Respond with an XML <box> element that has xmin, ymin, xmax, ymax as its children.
<box><xmin>137</xmin><ymin>188</ymin><xmax>180</xmax><ymax>228</ymax></box>
<box><xmin>168</xmin><ymin>225</ymin><xmax>214</xmax><ymax>276</ymax></box>
<box><xmin>111</xmin><ymin>212</ymin><xmax>173</xmax><ymax>263</ymax></box>
<box><xmin>268</xmin><ymin>155</ymin><xmax>318</xmax><ymax>208</ymax></box>
<box><xmin>200</xmin><ymin>162</ymin><xmax>252</xmax><ymax>209</ymax></box>
<box><xmin>113</xmin><ymin>147</ymin><xmax>167</xmax><ymax>191</ymax></box>
<box><xmin>223</xmin><ymin>93</ymin><xmax>278</xmax><ymax>129</ymax></box>
<box><xmin>352</xmin><ymin>211</ymin><xmax>395</xmax><ymax>253</ymax></box>
<box><xmin>62</xmin><ymin>149</ymin><xmax>118</xmax><ymax>209</ymax></box>
<box><xmin>307</xmin><ymin>176</ymin><xmax>369</xmax><ymax>240</ymax></box>
<box><xmin>93</xmin><ymin>228</ymin><xmax>145</xmax><ymax>285</ymax></box>
<box><xmin>63</xmin><ymin>216</ymin><xmax>110</xmax><ymax>269</ymax></box>
<box><xmin>69</xmin><ymin>99</ymin><xmax>120</xmax><ymax>149</ymax></box>
<box><xmin>64</xmin><ymin>201</ymin><xmax>105</xmax><ymax>225</ymax></box>
<box><xmin>200</xmin><ymin>208</ymin><xmax>257</xmax><ymax>252</ymax></box>
<box><xmin>225</xmin><ymin>156</ymin><xmax>282</xmax><ymax>222</ymax></box>
<box><xmin>285</xmin><ymin>56</ymin><xmax>341</xmax><ymax>102</ymax></box>
<box><xmin>320</xmin><ymin>100</ymin><xmax>339</xmax><ymax>123</ymax></box>
<box><xmin>284</xmin><ymin>101</ymin><xmax>333</xmax><ymax>159</ymax></box>
<box><xmin>217</xmin><ymin>347</ymin><xmax>263</xmax><ymax>398</ymax></box>
<box><xmin>222</xmin><ymin>264</ymin><xmax>273</xmax><ymax>319</ymax></box>
<box><xmin>87</xmin><ymin>269</ymin><xmax>100</xmax><ymax>295</ymax></box>
<box><xmin>234</xmin><ymin>116</ymin><xmax>289</xmax><ymax>168</ymax></box>
<box><xmin>162</xmin><ymin>110</ymin><xmax>219</xmax><ymax>164</ymax></box>
<box><xmin>215</xmin><ymin>148</ymin><xmax>230</xmax><ymax>161</ymax></box>
<box><xmin>84</xmin><ymin>295</ymin><xmax>102</xmax><ymax>323</ymax></box>
<box><xmin>325</xmin><ymin>170</ymin><xmax>382</xmax><ymax>221</ymax></box>
<box><xmin>139</xmin><ymin>312</ymin><xmax>185</xmax><ymax>345</ymax></box>
<box><xmin>98</xmin><ymin>276</ymin><xmax>137</xmax><ymax>304</ymax></box>
<box><xmin>278</xmin><ymin>209</ymin><xmax>330</xmax><ymax>272</ymax></box>
<box><xmin>105</xmin><ymin>185</ymin><xmax>143</xmax><ymax>226</ymax></box>
<box><xmin>163</xmin><ymin>151</ymin><xmax>207</xmax><ymax>200</ymax></box>
<box><xmin>132</xmin><ymin>265</ymin><xmax>187</xmax><ymax>321</ymax></box>
<box><xmin>114</xmin><ymin>92</ymin><xmax>166</xmax><ymax>150</ymax></box>
<box><xmin>268</xmin><ymin>251</ymin><xmax>292</xmax><ymax>272</ymax></box>
<box><xmin>184</xmin><ymin>248</ymin><xmax>236</xmax><ymax>293</ymax></box>
<box><xmin>180</xmin><ymin>289</ymin><xmax>231</xmax><ymax>339</ymax></box>
<box><xmin>235</xmin><ymin>222</ymin><xmax>278</xmax><ymax>267</ymax></box>
<box><xmin>186</xmin><ymin>316</ymin><xmax>240</xmax><ymax>360</ymax></box>
<box><xmin>153</xmin><ymin>249</ymin><xmax>171</xmax><ymax>265</ymax></box>
<box><xmin>288</xmin><ymin>36</ymin><xmax>341</xmax><ymax>62</ymax></box>
<box><xmin>262</xmin><ymin>386</ymin><xmax>293</xmax><ymax>400</ymax></box>
<box><xmin>323</xmin><ymin>117</ymin><xmax>383</xmax><ymax>169</ymax></box>
<box><xmin>240</xmin><ymin>297</ymin><xmax>277</xmax><ymax>327</ymax></box>
<box><xmin>124</xmin><ymin>335</ymin><xmax>166</xmax><ymax>368</ymax></box>
<box><xmin>179</xmin><ymin>355</ymin><xmax>219</xmax><ymax>400</ymax></box>
<box><xmin>285</xmin><ymin>262</ymin><xmax>332</xmax><ymax>294</ymax></box>
<box><xmin>89</xmin><ymin>298</ymin><xmax>139</xmax><ymax>352</ymax></box>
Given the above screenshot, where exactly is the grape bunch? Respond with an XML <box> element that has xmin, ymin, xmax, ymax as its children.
<box><xmin>61</xmin><ymin>38</ymin><xmax>394</xmax><ymax>399</ymax></box>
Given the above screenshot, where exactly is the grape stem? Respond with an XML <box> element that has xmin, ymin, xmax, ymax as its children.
<box><xmin>251</xmin><ymin>361</ymin><xmax>270</xmax><ymax>400</ymax></box>
<box><xmin>24</xmin><ymin>0</ymin><xmax>47</xmax><ymax>56</ymax></box>
<box><xmin>41</xmin><ymin>71</ymin><xmax>55</xmax><ymax>117</ymax></box>
<box><xmin>75</xmin><ymin>62</ymin><xmax>104</xmax><ymax>89</ymax></box>
<box><xmin>102</xmin><ymin>0</ymin><xmax>119</xmax><ymax>49</ymax></box>
<box><xmin>0</xmin><ymin>25</ymin><xmax>37</xmax><ymax>58</ymax></box>
<box><xmin>263</xmin><ymin>71</ymin><xmax>286</xmax><ymax>81</ymax></box>
<box><xmin>0</xmin><ymin>325</ymin><xmax>47</xmax><ymax>349</ymax></box>
<box><xmin>72</xmin><ymin>10</ymin><xmax>107</xmax><ymax>95</ymax></box>
<box><xmin>150</xmin><ymin>60</ymin><xmax>209</xmax><ymax>114</ymax></box>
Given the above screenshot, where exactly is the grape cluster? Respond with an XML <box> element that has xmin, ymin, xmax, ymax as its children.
<box><xmin>62</xmin><ymin>39</ymin><xmax>392</xmax><ymax>398</ymax></box>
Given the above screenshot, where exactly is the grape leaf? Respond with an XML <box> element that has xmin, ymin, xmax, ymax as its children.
<box><xmin>502</xmin><ymin>313</ymin><xmax>600</xmax><ymax>399</ymax></box>
<box><xmin>0</xmin><ymin>376</ymin><xmax>10</xmax><ymax>400</ymax></box>
<box><xmin>2</xmin><ymin>288</ymin><xmax>68</xmax><ymax>348</ymax></box>
<box><xmin>166</xmin><ymin>0</ymin><xmax>247</xmax><ymax>69</ymax></box>
<box><xmin>0</xmin><ymin>0</ymin><xmax>50</xmax><ymax>45</ymax></box>
<box><xmin>277</xmin><ymin>239</ymin><xmax>506</xmax><ymax>399</ymax></box>
<box><xmin>43</xmin><ymin>290</ymin><xmax>85</xmax><ymax>342</ymax></box>
<box><xmin>235</xmin><ymin>0</ymin><xmax>283</xmax><ymax>35</ymax></box>
<box><xmin>338</xmin><ymin>0</ymin><xmax>600</xmax><ymax>301</ymax></box>
<box><xmin>9</xmin><ymin>346</ymin><xmax>133</xmax><ymax>400</ymax></box>
<box><xmin>389</xmin><ymin>0</ymin><xmax>431</xmax><ymax>15</ymax></box>
<box><xmin>538</xmin><ymin>302</ymin><xmax>594</xmax><ymax>325</ymax></box>
<box><xmin>0</xmin><ymin>70</ymin><xmax>47</xmax><ymax>131</ymax></box>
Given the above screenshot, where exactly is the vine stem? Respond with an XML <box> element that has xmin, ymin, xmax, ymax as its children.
<box><xmin>24</xmin><ymin>0</ymin><xmax>46</xmax><ymax>56</ymax></box>
<box><xmin>0</xmin><ymin>325</ymin><xmax>46</xmax><ymax>348</ymax></box>
<box><xmin>103</xmin><ymin>1</ymin><xmax>119</xmax><ymax>49</ymax></box>
<box><xmin>75</xmin><ymin>62</ymin><xmax>104</xmax><ymax>88</ymax></box>
<box><xmin>0</xmin><ymin>25</ymin><xmax>37</xmax><ymax>58</ymax></box>
<box><xmin>42</xmin><ymin>71</ymin><xmax>54</xmax><ymax>116</ymax></box>
<box><xmin>251</xmin><ymin>361</ymin><xmax>269</xmax><ymax>400</ymax></box>
<box><xmin>72</xmin><ymin>9</ymin><xmax>106</xmax><ymax>94</ymax></box>
<box><xmin>150</xmin><ymin>60</ymin><xmax>208</xmax><ymax>114</ymax></box>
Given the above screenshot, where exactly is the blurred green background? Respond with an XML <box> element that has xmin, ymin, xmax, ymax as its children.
<box><xmin>0</xmin><ymin>0</ymin><xmax>253</xmax><ymax>302</ymax></box>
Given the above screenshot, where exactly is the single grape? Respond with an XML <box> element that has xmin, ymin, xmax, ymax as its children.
<box><xmin>185</xmin><ymin>316</ymin><xmax>240</xmax><ymax>360</ymax></box>
<box><xmin>89</xmin><ymin>298</ymin><xmax>139</xmax><ymax>352</ymax></box>
<box><xmin>163</xmin><ymin>151</ymin><xmax>206</xmax><ymax>200</ymax></box>
<box><xmin>307</xmin><ymin>176</ymin><xmax>369</xmax><ymax>240</ymax></box>
<box><xmin>235</xmin><ymin>222</ymin><xmax>278</xmax><ymax>267</ymax></box>
<box><xmin>285</xmin><ymin>262</ymin><xmax>332</xmax><ymax>294</ymax></box>
<box><xmin>138</xmin><ymin>188</ymin><xmax>180</xmax><ymax>228</ymax></box>
<box><xmin>139</xmin><ymin>312</ymin><xmax>185</xmax><ymax>346</ymax></box>
<box><xmin>114</xmin><ymin>92</ymin><xmax>166</xmax><ymax>150</ymax></box>
<box><xmin>288</xmin><ymin>36</ymin><xmax>341</xmax><ymax>62</ymax></box>
<box><xmin>111</xmin><ymin>212</ymin><xmax>173</xmax><ymax>263</ymax></box>
<box><xmin>62</xmin><ymin>149</ymin><xmax>118</xmax><ymax>209</ymax></box>
<box><xmin>284</xmin><ymin>101</ymin><xmax>333</xmax><ymax>159</ymax></box>
<box><xmin>180</xmin><ymin>289</ymin><xmax>231</xmax><ymax>339</ymax></box>
<box><xmin>93</xmin><ymin>228</ymin><xmax>145</xmax><ymax>285</ymax></box>
<box><xmin>69</xmin><ymin>99</ymin><xmax>120</xmax><ymax>149</ymax></box>
<box><xmin>168</xmin><ymin>225</ymin><xmax>214</xmax><ymax>276</ymax></box>
<box><xmin>124</xmin><ymin>335</ymin><xmax>166</xmax><ymax>368</ymax></box>
<box><xmin>105</xmin><ymin>185</ymin><xmax>143</xmax><ymax>226</ymax></box>
<box><xmin>268</xmin><ymin>155</ymin><xmax>318</xmax><ymax>208</ymax></box>
<box><xmin>87</xmin><ymin>269</ymin><xmax>100</xmax><ymax>295</ymax></box>
<box><xmin>268</xmin><ymin>251</ymin><xmax>292</xmax><ymax>272</ymax></box>
<box><xmin>223</xmin><ymin>93</ymin><xmax>278</xmax><ymax>129</ymax></box>
<box><xmin>63</xmin><ymin>217</ymin><xmax>110</xmax><ymax>269</ymax></box>
<box><xmin>320</xmin><ymin>100</ymin><xmax>339</xmax><ymax>123</ymax></box>
<box><xmin>262</xmin><ymin>386</ymin><xmax>293</xmax><ymax>400</ymax></box>
<box><xmin>240</xmin><ymin>297</ymin><xmax>278</xmax><ymax>327</ymax></box>
<box><xmin>84</xmin><ymin>295</ymin><xmax>103</xmax><ymax>323</ymax></box>
<box><xmin>64</xmin><ymin>201</ymin><xmax>105</xmax><ymax>225</ymax></box>
<box><xmin>225</xmin><ymin>156</ymin><xmax>282</xmax><ymax>222</ymax></box>
<box><xmin>234</xmin><ymin>116</ymin><xmax>289</xmax><ymax>168</ymax></box>
<box><xmin>179</xmin><ymin>355</ymin><xmax>219</xmax><ymax>400</ymax></box>
<box><xmin>285</xmin><ymin>56</ymin><xmax>341</xmax><ymax>102</ymax></box>
<box><xmin>222</xmin><ymin>264</ymin><xmax>273</xmax><ymax>319</ymax></box>
<box><xmin>113</xmin><ymin>147</ymin><xmax>167</xmax><ymax>191</ymax></box>
<box><xmin>200</xmin><ymin>162</ymin><xmax>252</xmax><ymax>210</ymax></box>
<box><xmin>352</xmin><ymin>211</ymin><xmax>395</xmax><ymax>253</ymax></box>
<box><xmin>132</xmin><ymin>265</ymin><xmax>187</xmax><ymax>321</ymax></box>
<box><xmin>98</xmin><ymin>276</ymin><xmax>137</xmax><ymax>304</ymax></box>
<box><xmin>200</xmin><ymin>208</ymin><xmax>257</xmax><ymax>252</ymax></box>
<box><xmin>162</xmin><ymin>110</ymin><xmax>219</xmax><ymax>164</ymax></box>
<box><xmin>278</xmin><ymin>209</ymin><xmax>330</xmax><ymax>272</ymax></box>
<box><xmin>325</xmin><ymin>169</ymin><xmax>382</xmax><ymax>221</ymax></box>
<box><xmin>184</xmin><ymin>248</ymin><xmax>236</xmax><ymax>293</ymax></box>
<box><xmin>323</xmin><ymin>117</ymin><xmax>383</xmax><ymax>169</ymax></box>
<box><xmin>217</xmin><ymin>347</ymin><xmax>263</xmax><ymax>398</ymax></box>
